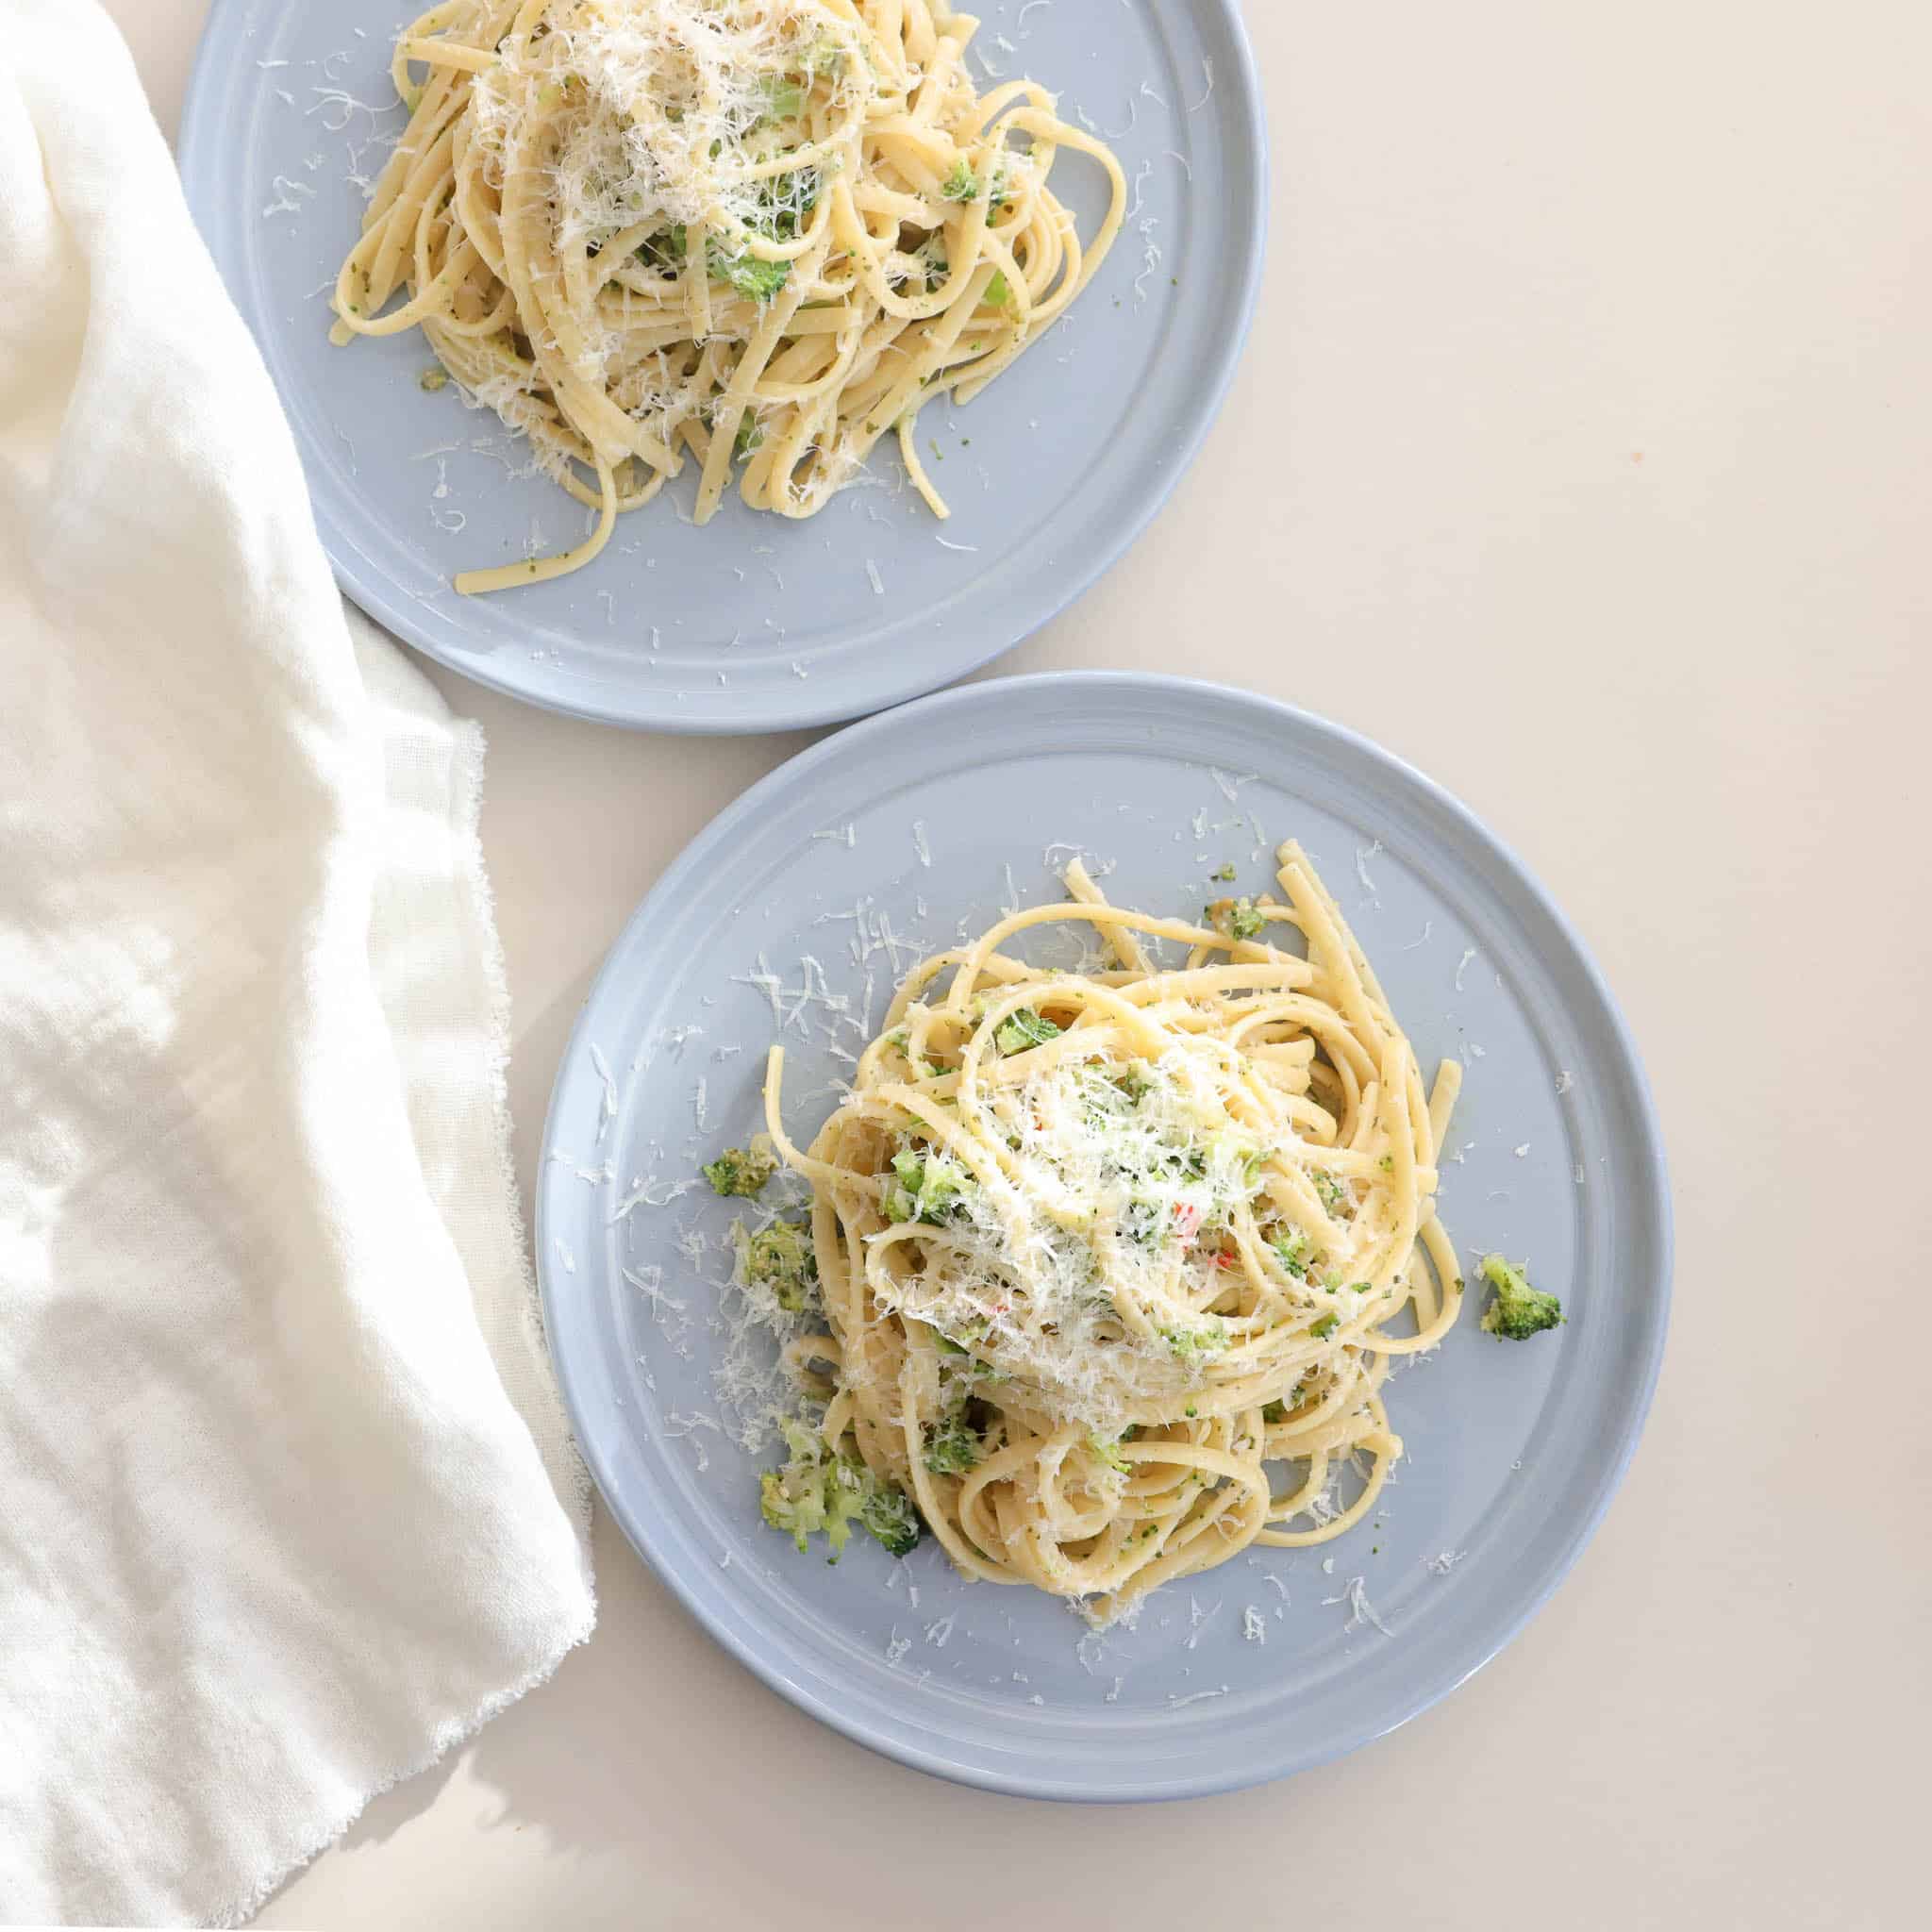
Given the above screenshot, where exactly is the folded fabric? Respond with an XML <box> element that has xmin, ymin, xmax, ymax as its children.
<box><xmin>0</xmin><ymin>3</ymin><xmax>595</xmax><ymax>1923</ymax></box>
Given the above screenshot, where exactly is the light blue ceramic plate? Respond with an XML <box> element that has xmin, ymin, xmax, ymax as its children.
<box><xmin>177</xmin><ymin>1</ymin><xmax>1265</xmax><ymax>731</ymax></box>
<box><xmin>537</xmin><ymin>674</ymin><xmax>1673</xmax><ymax>1799</ymax></box>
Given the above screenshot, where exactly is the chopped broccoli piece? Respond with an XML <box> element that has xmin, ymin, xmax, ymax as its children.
<box><xmin>1161</xmin><ymin>1321</ymin><xmax>1228</xmax><ymax>1362</ymax></box>
<box><xmin>1270</xmin><ymin>1225</ymin><xmax>1310</xmax><ymax>1277</ymax></box>
<box><xmin>1088</xmin><ymin>1430</ymin><xmax>1132</xmax><ymax>1474</ymax></box>
<box><xmin>418</xmin><ymin>367</ymin><xmax>449</xmax><ymax>392</ymax></box>
<box><xmin>637</xmin><ymin>224</ymin><xmax>688</xmax><ymax>270</ymax></box>
<box><xmin>916</xmin><ymin>237</ymin><xmax>949</xmax><ymax>291</ymax></box>
<box><xmin>1313</xmin><ymin>1170</ymin><xmax>1351</xmax><ymax>1216</ymax></box>
<box><xmin>738</xmin><ymin>1216</ymin><xmax>817</xmax><ymax>1312</ymax></box>
<box><xmin>859</xmin><ymin>1480</ymin><xmax>924</xmax><ymax>1557</ymax></box>
<box><xmin>708</xmin><ymin>240</ymin><xmax>791</xmax><ymax>302</ymax></box>
<box><xmin>1261</xmin><ymin>1379</ymin><xmax>1309</xmax><ymax>1424</ymax></box>
<box><xmin>802</xmin><ymin>37</ymin><xmax>846</xmax><ymax>78</ymax></box>
<box><xmin>1309</xmin><ymin>1313</ymin><xmax>1341</xmax><ymax>1341</ymax></box>
<box><xmin>924</xmin><ymin>1406</ymin><xmax>982</xmax><ymax>1474</ymax></box>
<box><xmin>733</xmin><ymin>412</ymin><xmax>765</xmax><ymax>458</ymax></box>
<box><xmin>884</xmin><ymin>1147</ymin><xmax>972</xmax><ymax>1224</ymax></box>
<box><xmin>983</xmin><ymin>270</ymin><xmax>1012</xmax><ymax>309</ymax></box>
<box><xmin>1211</xmin><ymin>862</ymin><xmax>1237</xmax><ymax>881</ymax></box>
<box><xmin>759</xmin><ymin>1418</ymin><xmax>862</xmax><ymax>1557</ymax></box>
<box><xmin>1120</xmin><ymin>1196</ymin><xmax>1166</xmax><ymax>1246</ymax></box>
<box><xmin>1204</xmin><ymin>895</ymin><xmax>1267</xmax><ymax>940</ymax></box>
<box><xmin>759</xmin><ymin>1418</ymin><xmax>924</xmax><ymax>1558</ymax></box>
<box><xmin>994</xmin><ymin>1007</ymin><xmax>1062</xmax><ymax>1055</ymax></box>
<box><xmin>1203</xmin><ymin>895</ymin><xmax>1266</xmax><ymax>940</ymax></box>
<box><xmin>758</xmin><ymin>76</ymin><xmax>806</xmax><ymax>120</ymax></box>
<box><xmin>703</xmin><ymin>1139</ymin><xmax>776</xmax><ymax>1197</ymax></box>
<box><xmin>941</xmin><ymin>158</ymin><xmax>981</xmax><ymax>201</ymax></box>
<box><xmin>1478</xmin><ymin>1254</ymin><xmax>1565</xmax><ymax>1339</ymax></box>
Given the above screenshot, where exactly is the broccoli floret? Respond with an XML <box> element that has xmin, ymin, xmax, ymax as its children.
<box><xmin>1309</xmin><ymin>1313</ymin><xmax>1341</xmax><ymax>1341</ymax></box>
<box><xmin>801</xmin><ymin>36</ymin><xmax>846</xmax><ymax>78</ymax></box>
<box><xmin>1270</xmin><ymin>1225</ymin><xmax>1310</xmax><ymax>1277</ymax></box>
<box><xmin>759</xmin><ymin>1419</ymin><xmax>862</xmax><ymax>1557</ymax></box>
<box><xmin>759</xmin><ymin>1419</ymin><xmax>925</xmax><ymax>1558</ymax></box>
<box><xmin>914</xmin><ymin>237</ymin><xmax>950</xmax><ymax>291</ymax></box>
<box><xmin>941</xmin><ymin>158</ymin><xmax>981</xmax><ymax>201</ymax></box>
<box><xmin>708</xmin><ymin>240</ymin><xmax>791</xmax><ymax>302</ymax></box>
<box><xmin>883</xmin><ymin>1147</ymin><xmax>973</xmax><ymax>1224</ymax></box>
<box><xmin>982</xmin><ymin>269</ymin><xmax>1013</xmax><ymax>310</ymax></box>
<box><xmin>1087</xmin><ymin>1430</ymin><xmax>1132</xmax><ymax>1474</ymax></box>
<box><xmin>636</xmin><ymin>224</ymin><xmax>688</xmax><ymax>271</ymax></box>
<box><xmin>1211</xmin><ymin>862</ymin><xmax>1237</xmax><ymax>882</ymax></box>
<box><xmin>994</xmin><ymin>1006</ymin><xmax>1061</xmax><ymax>1055</ymax></box>
<box><xmin>924</xmin><ymin>1407</ymin><xmax>981</xmax><ymax>1475</ymax></box>
<box><xmin>1313</xmin><ymin>1170</ymin><xmax>1351</xmax><ymax>1217</ymax></box>
<box><xmin>1086</xmin><ymin>1065</ymin><xmax>1154</xmax><ymax>1125</ymax></box>
<box><xmin>1478</xmin><ymin>1254</ymin><xmax>1565</xmax><ymax>1339</ymax></box>
<box><xmin>1261</xmin><ymin>1379</ymin><xmax>1310</xmax><ymax>1424</ymax></box>
<box><xmin>859</xmin><ymin>1480</ymin><xmax>924</xmax><ymax>1556</ymax></box>
<box><xmin>1161</xmin><ymin>1321</ymin><xmax>1228</xmax><ymax>1362</ymax></box>
<box><xmin>738</xmin><ymin>1216</ymin><xmax>817</xmax><ymax>1313</ymax></box>
<box><xmin>758</xmin><ymin>76</ymin><xmax>806</xmax><ymax>121</ymax></box>
<box><xmin>1204</xmin><ymin>895</ymin><xmax>1267</xmax><ymax>941</ymax></box>
<box><xmin>929</xmin><ymin>1323</ymin><xmax>1006</xmax><ymax>1384</ymax></box>
<box><xmin>703</xmin><ymin>1139</ymin><xmax>776</xmax><ymax>1197</ymax></box>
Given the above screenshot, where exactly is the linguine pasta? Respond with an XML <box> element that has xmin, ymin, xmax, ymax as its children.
<box><xmin>329</xmin><ymin>0</ymin><xmax>1126</xmax><ymax>592</ymax></box>
<box><xmin>757</xmin><ymin>845</ymin><xmax>1467</xmax><ymax>1621</ymax></box>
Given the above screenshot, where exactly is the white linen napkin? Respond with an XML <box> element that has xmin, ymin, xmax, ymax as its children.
<box><xmin>0</xmin><ymin>2</ymin><xmax>596</xmax><ymax>1923</ymax></box>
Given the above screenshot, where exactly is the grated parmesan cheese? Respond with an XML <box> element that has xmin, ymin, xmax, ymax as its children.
<box><xmin>1323</xmin><ymin>1574</ymin><xmax>1391</xmax><ymax>1636</ymax></box>
<box><xmin>1168</xmin><ymin>1685</ymin><xmax>1230</xmax><ymax>1708</ymax></box>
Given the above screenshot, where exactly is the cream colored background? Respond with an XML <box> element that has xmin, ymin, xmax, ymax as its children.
<box><xmin>110</xmin><ymin>2</ymin><xmax>1927</xmax><ymax>1926</ymax></box>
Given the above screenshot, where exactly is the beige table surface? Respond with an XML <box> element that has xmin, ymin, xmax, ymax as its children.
<box><xmin>111</xmin><ymin>2</ymin><xmax>1928</xmax><ymax>1926</ymax></box>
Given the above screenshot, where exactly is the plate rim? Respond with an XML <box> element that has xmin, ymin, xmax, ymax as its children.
<box><xmin>176</xmin><ymin>0</ymin><xmax>1271</xmax><ymax>736</ymax></box>
<box><xmin>536</xmin><ymin>668</ymin><xmax>1675</xmax><ymax>1800</ymax></box>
